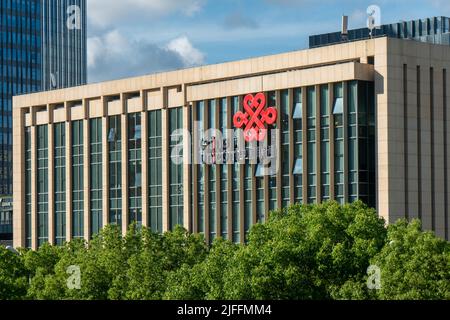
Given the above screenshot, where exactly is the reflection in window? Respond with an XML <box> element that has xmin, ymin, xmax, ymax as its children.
<box><xmin>293</xmin><ymin>158</ymin><xmax>303</xmax><ymax>175</ymax></box>
<box><xmin>134</xmin><ymin>125</ymin><xmax>141</xmax><ymax>140</ymax></box>
<box><xmin>108</xmin><ymin>128</ymin><xmax>117</xmax><ymax>142</ymax></box>
<box><xmin>255</xmin><ymin>164</ymin><xmax>265</xmax><ymax>177</ymax></box>
<box><xmin>333</xmin><ymin>97</ymin><xmax>344</xmax><ymax>114</ymax></box>
<box><xmin>293</xmin><ymin>102</ymin><xmax>303</xmax><ymax>119</ymax></box>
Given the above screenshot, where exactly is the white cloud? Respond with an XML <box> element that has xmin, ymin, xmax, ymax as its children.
<box><xmin>87</xmin><ymin>31</ymin><xmax>205</xmax><ymax>83</ymax></box>
<box><xmin>88</xmin><ymin>0</ymin><xmax>206</xmax><ymax>28</ymax></box>
<box><xmin>166</xmin><ymin>36</ymin><xmax>205</xmax><ymax>67</ymax></box>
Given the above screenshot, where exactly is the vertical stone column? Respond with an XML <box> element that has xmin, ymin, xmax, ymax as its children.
<box><xmin>48</xmin><ymin>109</ymin><xmax>55</xmax><ymax>245</ymax></box>
<box><xmin>30</xmin><ymin>119</ymin><xmax>37</xmax><ymax>250</ymax></box>
<box><xmin>302</xmin><ymin>87</ymin><xmax>308</xmax><ymax>202</ymax></box>
<box><xmin>288</xmin><ymin>89</ymin><xmax>295</xmax><ymax>204</ymax></box>
<box><xmin>102</xmin><ymin>97</ymin><xmax>109</xmax><ymax>228</ymax></box>
<box><xmin>343</xmin><ymin>82</ymin><xmax>349</xmax><ymax>202</ymax></box>
<box><xmin>226</xmin><ymin>97</ymin><xmax>233</xmax><ymax>241</ymax></box>
<box><xmin>65</xmin><ymin>108</ymin><xmax>73</xmax><ymax>243</ymax></box>
<box><xmin>276</xmin><ymin>91</ymin><xmax>282</xmax><ymax>208</ymax></box>
<box><xmin>83</xmin><ymin>100</ymin><xmax>91</xmax><ymax>241</ymax></box>
<box><xmin>121</xmin><ymin>95</ymin><xmax>129</xmax><ymax>236</ymax></box>
<box><xmin>12</xmin><ymin>107</ymin><xmax>26</xmax><ymax>248</ymax></box>
<box><xmin>183</xmin><ymin>102</ymin><xmax>192</xmax><ymax>232</ymax></box>
<box><xmin>329</xmin><ymin>84</ymin><xmax>335</xmax><ymax>201</ymax></box>
<box><xmin>161</xmin><ymin>106</ymin><xmax>169</xmax><ymax>232</ymax></box>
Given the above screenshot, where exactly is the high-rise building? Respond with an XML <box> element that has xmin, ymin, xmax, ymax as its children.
<box><xmin>0</xmin><ymin>0</ymin><xmax>87</xmax><ymax>242</ymax></box>
<box><xmin>12</xmin><ymin>17</ymin><xmax>450</xmax><ymax>249</ymax></box>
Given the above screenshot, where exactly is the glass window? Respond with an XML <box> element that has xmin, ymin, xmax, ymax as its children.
<box><xmin>320</xmin><ymin>85</ymin><xmax>330</xmax><ymax>201</ymax></box>
<box><xmin>108</xmin><ymin>128</ymin><xmax>116</xmax><ymax>142</ymax></box>
<box><xmin>333</xmin><ymin>97</ymin><xmax>344</xmax><ymax>114</ymax></box>
<box><xmin>307</xmin><ymin>87</ymin><xmax>317</xmax><ymax>203</ymax></box>
<box><xmin>169</xmin><ymin>107</ymin><xmax>184</xmax><ymax>230</ymax></box>
<box><xmin>37</xmin><ymin>125</ymin><xmax>49</xmax><ymax>246</ymax></box>
<box><xmin>207</xmin><ymin>100</ymin><xmax>217</xmax><ymax>242</ymax></box>
<box><xmin>90</xmin><ymin>118</ymin><xmax>103</xmax><ymax>236</ymax></box>
<box><xmin>293</xmin><ymin>88</ymin><xmax>303</xmax><ymax>204</ymax></box>
<box><xmin>293</xmin><ymin>158</ymin><xmax>303</xmax><ymax>175</ymax></box>
<box><xmin>219</xmin><ymin>98</ymin><xmax>229</xmax><ymax>238</ymax></box>
<box><xmin>72</xmin><ymin>121</ymin><xmax>84</xmax><ymax>239</ymax></box>
<box><xmin>281</xmin><ymin>90</ymin><xmax>290</xmax><ymax>208</ymax></box>
<box><xmin>255</xmin><ymin>164</ymin><xmax>265</xmax><ymax>177</ymax></box>
<box><xmin>54</xmin><ymin>123</ymin><xmax>66</xmax><ymax>245</ymax></box>
<box><xmin>149</xmin><ymin>110</ymin><xmax>163</xmax><ymax>233</ymax></box>
<box><xmin>293</xmin><ymin>102</ymin><xmax>303</xmax><ymax>119</ymax></box>
<box><xmin>128</xmin><ymin>113</ymin><xmax>142</xmax><ymax>227</ymax></box>
<box><xmin>109</xmin><ymin>116</ymin><xmax>122</xmax><ymax>226</ymax></box>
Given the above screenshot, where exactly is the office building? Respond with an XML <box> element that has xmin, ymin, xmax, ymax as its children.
<box><xmin>12</xmin><ymin>19</ymin><xmax>450</xmax><ymax>249</ymax></box>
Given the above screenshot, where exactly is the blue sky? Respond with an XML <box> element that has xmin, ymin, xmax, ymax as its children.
<box><xmin>87</xmin><ymin>0</ymin><xmax>450</xmax><ymax>83</ymax></box>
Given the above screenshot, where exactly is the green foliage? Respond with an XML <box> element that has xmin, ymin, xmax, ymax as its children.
<box><xmin>0</xmin><ymin>246</ymin><xmax>28</xmax><ymax>300</ymax></box>
<box><xmin>0</xmin><ymin>202</ymin><xmax>449</xmax><ymax>300</ymax></box>
<box><xmin>372</xmin><ymin>219</ymin><xmax>450</xmax><ymax>300</ymax></box>
<box><xmin>222</xmin><ymin>201</ymin><xmax>387</xmax><ymax>300</ymax></box>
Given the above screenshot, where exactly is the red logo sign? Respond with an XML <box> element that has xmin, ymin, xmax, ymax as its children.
<box><xmin>233</xmin><ymin>93</ymin><xmax>277</xmax><ymax>142</ymax></box>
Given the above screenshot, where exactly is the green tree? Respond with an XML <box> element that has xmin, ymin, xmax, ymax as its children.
<box><xmin>0</xmin><ymin>246</ymin><xmax>28</xmax><ymax>300</ymax></box>
<box><xmin>164</xmin><ymin>238</ymin><xmax>238</xmax><ymax>300</ymax></box>
<box><xmin>372</xmin><ymin>219</ymin><xmax>450</xmax><ymax>300</ymax></box>
<box><xmin>222</xmin><ymin>201</ymin><xmax>387</xmax><ymax>300</ymax></box>
<box><xmin>125</xmin><ymin>226</ymin><xmax>207</xmax><ymax>300</ymax></box>
<box><xmin>2</xmin><ymin>202</ymin><xmax>449</xmax><ymax>301</ymax></box>
<box><xmin>24</xmin><ymin>243</ymin><xmax>63</xmax><ymax>300</ymax></box>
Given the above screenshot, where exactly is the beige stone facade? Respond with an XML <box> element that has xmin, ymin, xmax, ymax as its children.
<box><xmin>13</xmin><ymin>37</ymin><xmax>450</xmax><ymax>249</ymax></box>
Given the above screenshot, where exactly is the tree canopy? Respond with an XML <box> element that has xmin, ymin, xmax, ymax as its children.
<box><xmin>0</xmin><ymin>201</ymin><xmax>448</xmax><ymax>300</ymax></box>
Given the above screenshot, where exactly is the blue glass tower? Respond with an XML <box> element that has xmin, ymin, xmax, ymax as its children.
<box><xmin>0</xmin><ymin>0</ymin><xmax>86</xmax><ymax>195</ymax></box>
<box><xmin>0</xmin><ymin>0</ymin><xmax>86</xmax><ymax>245</ymax></box>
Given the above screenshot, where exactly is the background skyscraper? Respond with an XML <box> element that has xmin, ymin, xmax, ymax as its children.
<box><xmin>0</xmin><ymin>0</ymin><xmax>86</xmax><ymax>245</ymax></box>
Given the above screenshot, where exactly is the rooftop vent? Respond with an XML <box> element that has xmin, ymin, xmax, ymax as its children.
<box><xmin>341</xmin><ymin>15</ymin><xmax>349</xmax><ymax>41</ymax></box>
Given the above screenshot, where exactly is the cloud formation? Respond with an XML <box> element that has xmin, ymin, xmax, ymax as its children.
<box><xmin>88</xmin><ymin>31</ymin><xmax>205</xmax><ymax>83</ymax></box>
<box><xmin>166</xmin><ymin>36</ymin><xmax>205</xmax><ymax>67</ymax></box>
<box><xmin>86</xmin><ymin>0</ymin><xmax>207</xmax><ymax>83</ymax></box>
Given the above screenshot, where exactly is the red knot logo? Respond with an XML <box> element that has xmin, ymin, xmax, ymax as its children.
<box><xmin>233</xmin><ymin>93</ymin><xmax>277</xmax><ymax>142</ymax></box>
